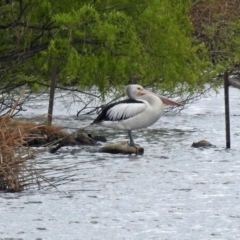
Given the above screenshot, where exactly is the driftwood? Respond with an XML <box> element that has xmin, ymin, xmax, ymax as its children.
<box><xmin>100</xmin><ymin>141</ymin><xmax>144</xmax><ymax>155</ymax></box>
<box><xmin>27</xmin><ymin>127</ymin><xmax>99</xmax><ymax>147</ymax></box>
<box><xmin>49</xmin><ymin>133</ymin><xmax>99</xmax><ymax>153</ymax></box>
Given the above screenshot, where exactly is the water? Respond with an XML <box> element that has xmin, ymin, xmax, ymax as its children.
<box><xmin>1</xmin><ymin>87</ymin><xmax>240</xmax><ymax>240</ymax></box>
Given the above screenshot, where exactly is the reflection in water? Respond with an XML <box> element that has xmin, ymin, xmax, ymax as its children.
<box><xmin>0</xmin><ymin>87</ymin><xmax>240</xmax><ymax>239</ymax></box>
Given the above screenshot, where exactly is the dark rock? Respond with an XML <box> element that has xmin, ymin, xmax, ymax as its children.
<box><xmin>191</xmin><ymin>140</ymin><xmax>215</xmax><ymax>148</ymax></box>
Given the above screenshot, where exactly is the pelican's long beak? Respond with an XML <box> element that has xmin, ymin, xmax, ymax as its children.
<box><xmin>139</xmin><ymin>89</ymin><xmax>183</xmax><ymax>106</ymax></box>
<box><xmin>158</xmin><ymin>95</ymin><xmax>183</xmax><ymax>106</ymax></box>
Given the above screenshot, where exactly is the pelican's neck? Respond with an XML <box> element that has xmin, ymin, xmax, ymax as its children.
<box><xmin>137</xmin><ymin>95</ymin><xmax>164</xmax><ymax>114</ymax></box>
<box><xmin>126</xmin><ymin>86</ymin><xmax>135</xmax><ymax>99</ymax></box>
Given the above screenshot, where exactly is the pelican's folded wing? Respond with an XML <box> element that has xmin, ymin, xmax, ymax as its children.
<box><xmin>93</xmin><ymin>99</ymin><xmax>146</xmax><ymax>123</ymax></box>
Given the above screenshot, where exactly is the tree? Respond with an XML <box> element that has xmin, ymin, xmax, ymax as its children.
<box><xmin>0</xmin><ymin>0</ymin><xmax>212</xmax><ymax>95</ymax></box>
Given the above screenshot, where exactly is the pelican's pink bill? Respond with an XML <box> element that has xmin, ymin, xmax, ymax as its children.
<box><xmin>158</xmin><ymin>95</ymin><xmax>183</xmax><ymax>106</ymax></box>
<box><xmin>139</xmin><ymin>88</ymin><xmax>183</xmax><ymax>106</ymax></box>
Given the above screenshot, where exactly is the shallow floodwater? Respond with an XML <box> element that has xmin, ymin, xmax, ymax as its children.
<box><xmin>1</xmin><ymin>87</ymin><xmax>240</xmax><ymax>240</ymax></box>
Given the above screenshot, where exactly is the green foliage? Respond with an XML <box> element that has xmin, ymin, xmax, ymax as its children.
<box><xmin>0</xmin><ymin>0</ymin><xmax>215</xmax><ymax>95</ymax></box>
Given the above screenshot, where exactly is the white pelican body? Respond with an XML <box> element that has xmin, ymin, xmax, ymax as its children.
<box><xmin>92</xmin><ymin>84</ymin><xmax>181</xmax><ymax>145</ymax></box>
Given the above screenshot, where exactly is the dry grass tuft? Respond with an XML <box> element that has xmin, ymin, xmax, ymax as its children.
<box><xmin>0</xmin><ymin>116</ymin><xmax>34</xmax><ymax>191</ymax></box>
<box><xmin>0</xmin><ymin>87</ymin><xmax>33</xmax><ymax>191</ymax></box>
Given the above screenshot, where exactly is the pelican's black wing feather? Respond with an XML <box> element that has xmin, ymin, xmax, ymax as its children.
<box><xmin>92</xmin><ymin>99</ymin><xmax>145</xmax><ymax>123</ymax></box>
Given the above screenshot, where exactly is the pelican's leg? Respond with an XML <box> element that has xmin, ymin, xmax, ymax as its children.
<box><xmin>128</xmin><ymin>130</ymin><xmax>135</xmax><ymax>146</ymax></box>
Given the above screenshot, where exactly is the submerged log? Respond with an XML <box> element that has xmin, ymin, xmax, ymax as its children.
<box><xmin>48</xmin><ymin>133</ymin><xmax>98</xmax><ymax>153</ymax></box>
<box><xmin>88</xmin><ymin>134</ymin><xmax>107</xmax><ymax>142</ymax></box>
<box><xmin>75</xmin><ymin>133</ymin><xmax>97</xmax><ymax>145</ymax></box>
<box><xmin>100</xmin><ymin>141</ymin><xmax>144</xmax><ymax>155</ymax></box>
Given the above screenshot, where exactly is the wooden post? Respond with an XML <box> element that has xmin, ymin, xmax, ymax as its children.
<box><xmin>224</xmin><ymin>71</ymin><xmax>230</xmax><ymax>148</ymax></box>
<box><xmin>47</xmin><ymin>66</ymin><xmax>57</xmax><ymax>126</ymax></box>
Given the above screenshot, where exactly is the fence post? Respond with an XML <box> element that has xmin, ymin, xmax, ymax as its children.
<box><xmin>224</xmin><ymin>71</ymin><xmax>230</xmax><ymax>148</ymax></box>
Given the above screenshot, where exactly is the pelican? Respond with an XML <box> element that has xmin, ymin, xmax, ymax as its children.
<box><xmin>92</xmin><ymin>84</ymin><xmax>182</xmax><ymax>146</ymax></box>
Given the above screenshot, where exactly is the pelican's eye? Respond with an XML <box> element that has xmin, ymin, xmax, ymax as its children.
<box><xmin>137</xmin><ymin>88</ymin><xmax>144</xmax><ymax>95</ymax></box>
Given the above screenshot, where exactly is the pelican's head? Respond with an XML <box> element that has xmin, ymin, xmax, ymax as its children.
<box><xmin>125</xmin><ymin>84</ymin><xmax>144</xmax><ymax>99</ymax></box>
<box><xmin>125</xmin><ymin>84</ymin><xmax>183</xmax><ymax>106</ymax></box>
<box><xmin>125</xmin><ymin>84</ymin><xmax>159</xmax><ymax>99</ymax></box>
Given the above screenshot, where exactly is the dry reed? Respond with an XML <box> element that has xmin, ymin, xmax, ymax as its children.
<box><xmin>0</xmin><ymin>86</ymin><xmax>36</xmax><ymax>191</ymax></box>
<box><xmin>0</xmin><ymin>116</ymin><xmax>32</xmax><ymax>191</ymax></box>
<box><xmin>0</xmin><ymin>86</ymin><xmax>62</xmax><ymax>192</ymax></box>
